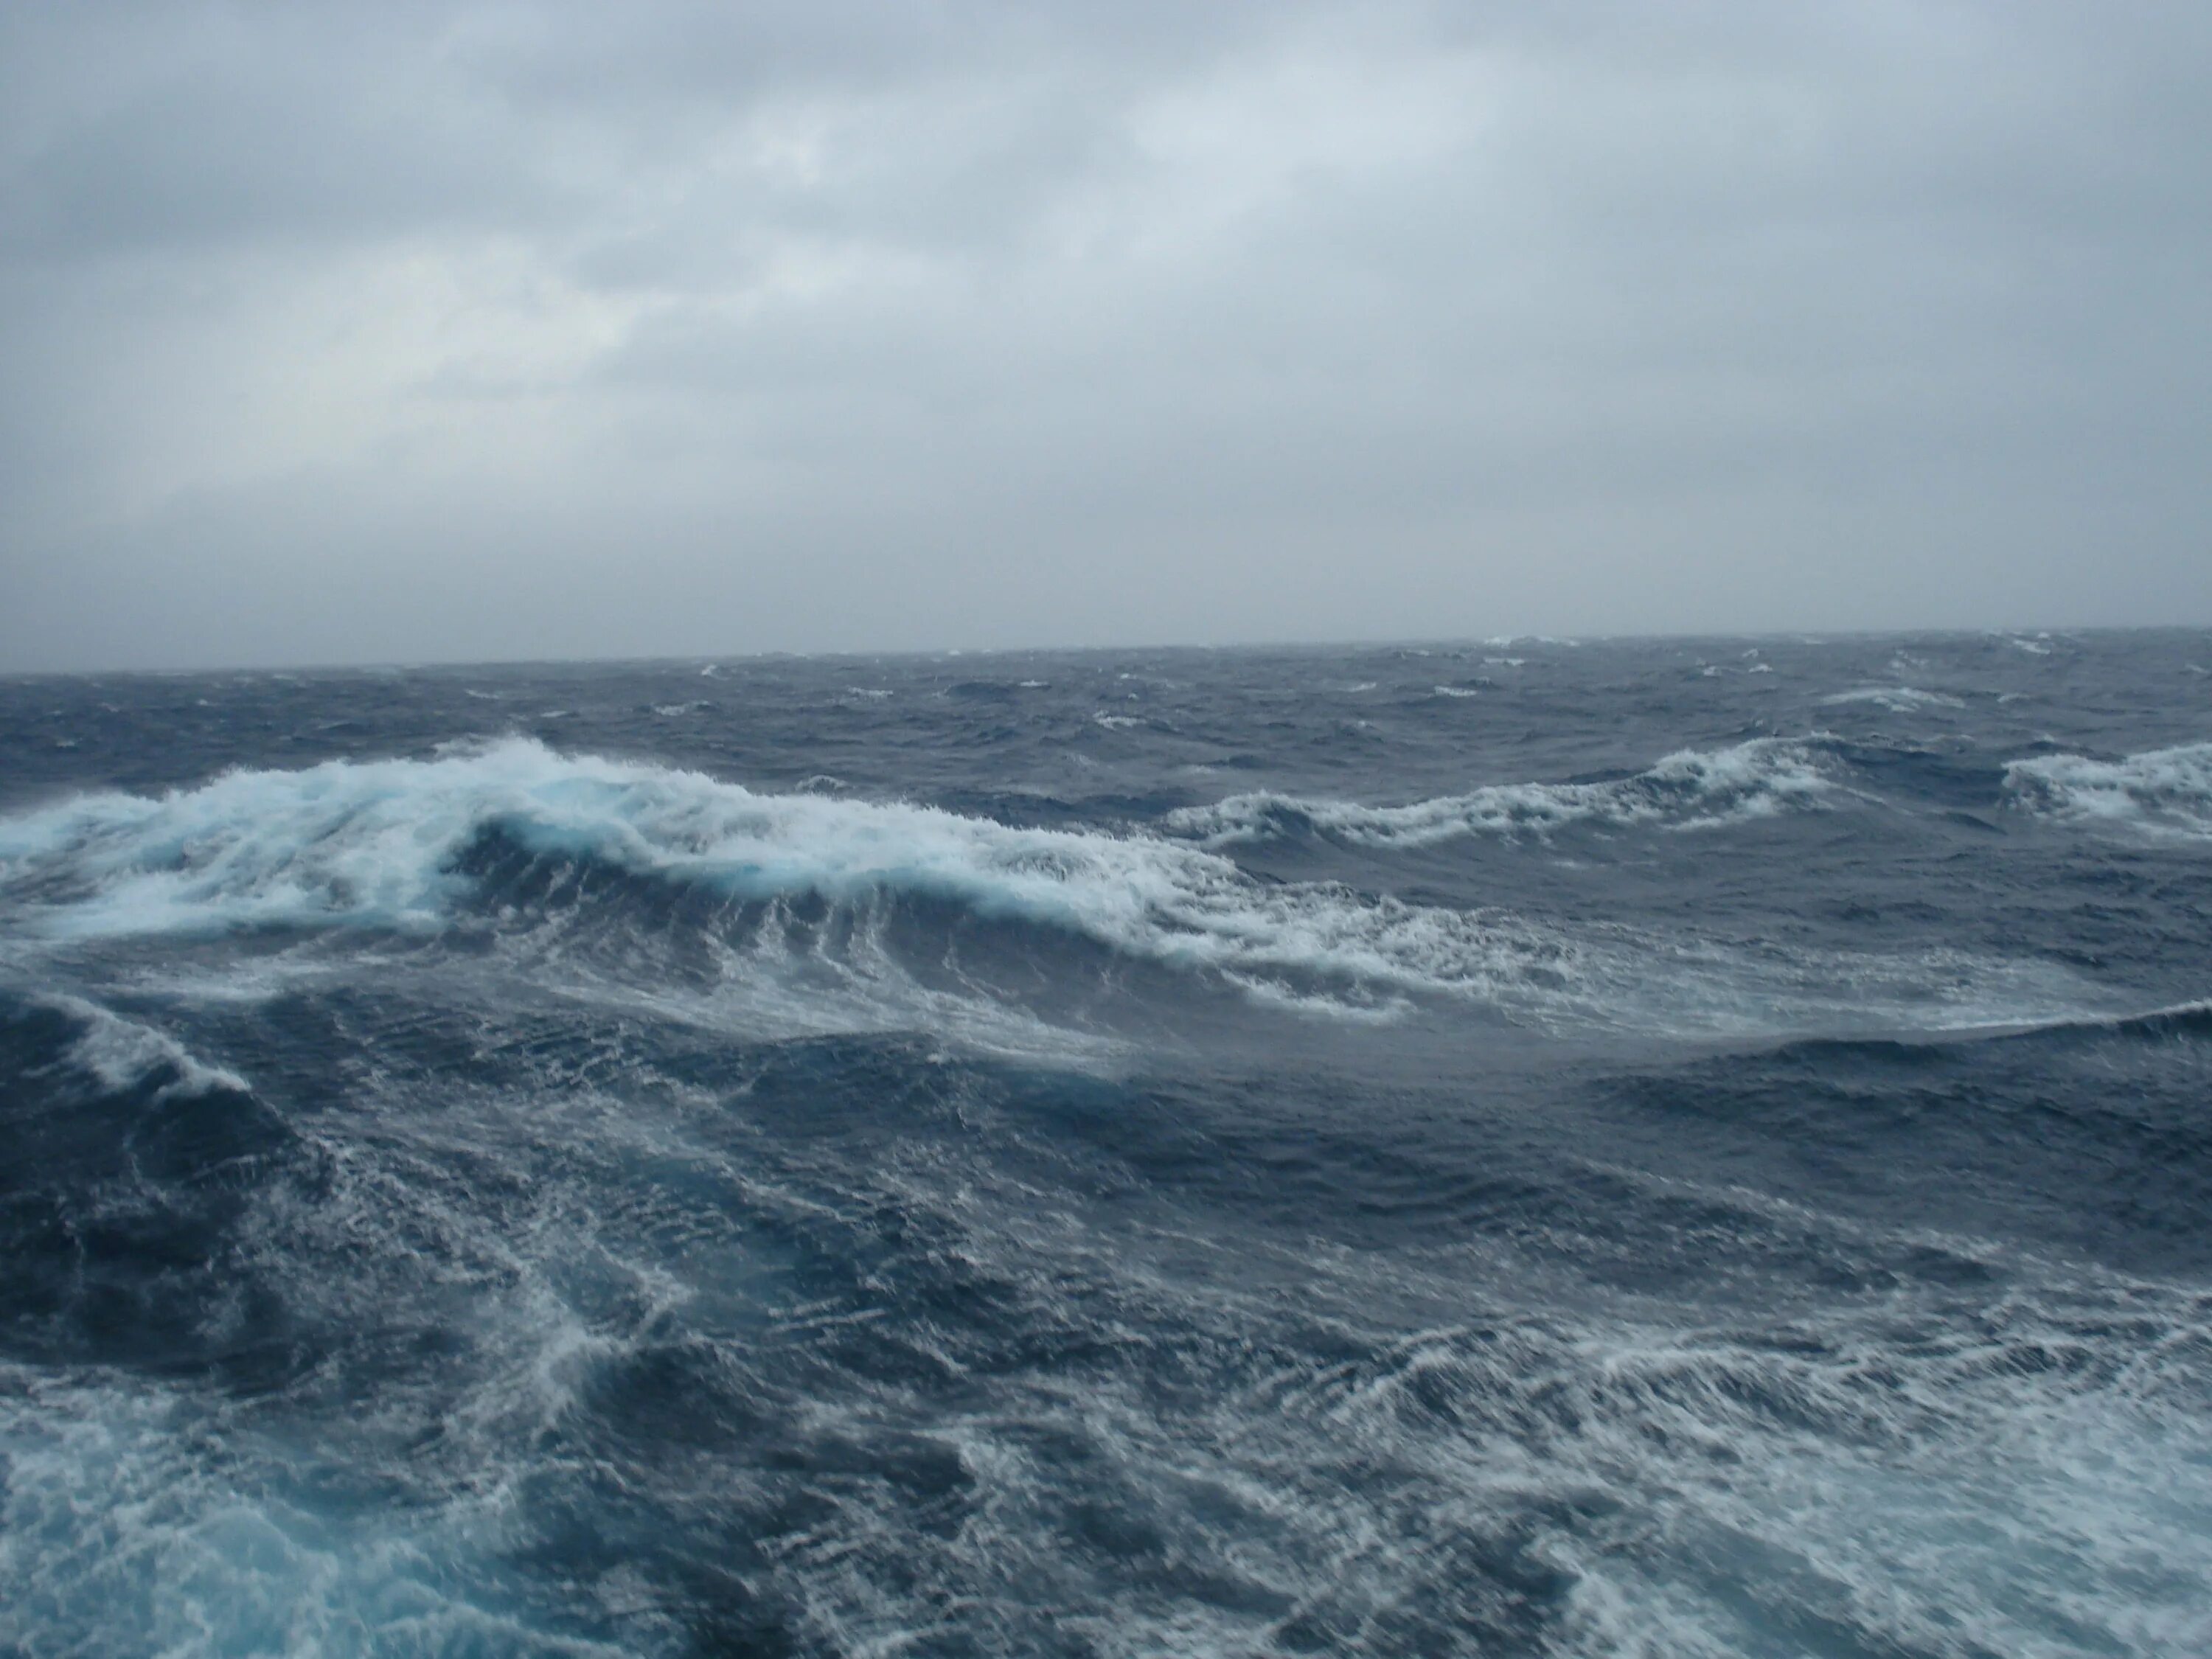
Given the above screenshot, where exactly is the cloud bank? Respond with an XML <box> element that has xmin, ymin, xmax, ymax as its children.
<box><xmin>2</xmin><ymin>1</ymin><xmax>2207</xmax><ymax>669</ymax></box>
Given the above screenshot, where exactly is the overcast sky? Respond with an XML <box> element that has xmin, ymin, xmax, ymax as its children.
<box><xmin>1</xmin><ymin>1</ymin><xmax>2206</xmax><ymax>670</ymax></box>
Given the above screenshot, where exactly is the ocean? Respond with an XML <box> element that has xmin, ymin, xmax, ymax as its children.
<box><xmin>1</xmin><ymin>631</ymin><xmax>2208</xmax><ymax>1656</ymax></box>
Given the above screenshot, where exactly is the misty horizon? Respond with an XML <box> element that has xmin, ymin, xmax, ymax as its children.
<box><xmin>0</xmin><ymin>622</ymin><xmax>2166</xmax><ymax>683</ymax></box>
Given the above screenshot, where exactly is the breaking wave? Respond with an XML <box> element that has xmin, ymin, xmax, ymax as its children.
<box><xmin>1165</xmin><ymin>737</ymin><xmax>1833</xmax><ymax>849</ymax></box>
<box><xmin>2005</xmin><ymin>741</ymin><xmax>2212</xmax><ymax>839</ymax></box>
<box><xmin>0</xmin><ymin>740</ymin><xmax>2085</xmax><ymax>1040</ymax></box>
<box><xmin>34</xmin><ymin>992</ymin><xmax>250</xmax><ymax>1099</ymax></box>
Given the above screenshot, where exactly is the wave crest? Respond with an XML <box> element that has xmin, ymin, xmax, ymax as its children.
<box><xmin>1165</xmin><ymin>738</ymin><xmax>1832</xmax><ymax>849</ymax></box>
<box><xmin>2004</xmin><ymin>742</ymin><xmax>2212</xmax><ymax>839</ymax></box>
<box><xmin>0</xmin><ymin>741</ymin><xmax>2097</xmax><ymax>1038</ymax></box>
<box><xmin>47</xmin><ymin>994</ymin><xmax>251</xmax><ymax>1099</ymax></box>
<box><xmin>0</xmin><ymin>742</ymin><xmax>1616</xmax><ymax>1019</ymax></box>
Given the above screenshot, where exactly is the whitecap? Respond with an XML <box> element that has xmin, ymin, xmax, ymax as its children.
<box><xmin>1168</xmin><ymin>737</ymin><xmax>1835</xmax><ymax>850</ymax></box>
<box><xmin>2005</xmin><ymin>740</ymin><xmax>2212</xmax><ymax>839</ymax></box>
<box><xmin>31</xmin><ymin>993</ymin><xmax>250</xmax><ymax>1099</ymax></box>
<box><xmin>0</xmin><ymin>739</ymin><xmax>2092</xmax><ymax>1040</ymax></box>
<box><xmin>0</xmin><ymin>1368</ymin><xmax>625</xmax><ymax>1658</ymax></box>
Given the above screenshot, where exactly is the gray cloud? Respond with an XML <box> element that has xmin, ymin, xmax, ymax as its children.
<box><xmin>2</xmin><ymin>0</ymin><xmax>2206</xmax><ymax>669</ymax></box>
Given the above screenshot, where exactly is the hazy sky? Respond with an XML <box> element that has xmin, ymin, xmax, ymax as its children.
<box><xmin>2</xmin><ymin>1</ymin><xmax>2207</xmax><ymax>670</ymax></box>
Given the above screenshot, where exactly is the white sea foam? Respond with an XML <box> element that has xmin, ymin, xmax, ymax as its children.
<box><xmin>43</xmin><ymin>993</ymin><xmax>250</xmax><ymax>1099</ymax></box>
<box><xmin>1168</xmin><ymin>737</ymin><xmax>1834</xmax><ymax>849</ymax></box>
<box><xmin>756</xmin><ymin>1194</ymin><xmax>2212</xmax><ymax>1658</ymax></box>
<box><xmin>2005</xmin><ymin>741</ymin><xmax>2212</xmax><ymax>840</ymax></box>
<box><xmin>4</xmin><ymin>1116</ymin><xmax>2201</xmax><ymax>1659</ymax></box>
<box><xmin>0</xmin><ymin>1370</ymin><xmax>622</xmax><ymax>1658</ymax></box>
<box><xmin>0</xmin><ymin>740</ymin><xmax>2092</xmax><ymax>1037</ymax></box>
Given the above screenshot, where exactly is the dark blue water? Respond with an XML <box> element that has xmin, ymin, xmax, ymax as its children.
<box><xmin>3</xmin><ymin>632</ymin><xmax>2210</xmax><ymax>1656</ymax></box>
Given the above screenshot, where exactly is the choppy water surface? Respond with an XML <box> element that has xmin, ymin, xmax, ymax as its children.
<box><xmin>3</xmin><ymin>632</ymin><xmax>2211</xmax><ymax>1656</ymax></box>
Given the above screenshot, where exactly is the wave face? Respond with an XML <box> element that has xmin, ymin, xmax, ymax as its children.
<box><xmin>5</xmin><ymin>633</ymin><xmax>2212</xmax><ymax>1657</ymax></box>
<box><xmin>0</xmin><ymin>737</ymin><xmax>1242</xmax><ymax>939</ymax></box>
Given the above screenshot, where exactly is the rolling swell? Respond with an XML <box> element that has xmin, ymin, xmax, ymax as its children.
<box><xmin>0</xmin><ymin>740</ymin><xmax>2117</xmax><ymax>1043</ymax></box>
<box><xmin>1590</xmin><ymin>1004</ymin><xmax>2212</xmax><ymax>1277</ymax></box>
<box><xmin>0</xmin><ymin>742</ymin><xmax>1612</xmax><ymax>1030</ymax></box>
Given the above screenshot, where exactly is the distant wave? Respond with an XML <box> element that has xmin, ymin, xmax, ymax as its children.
<box><xmin>1820</xmin><ymin>686</ymin><xmax>1965</xmax><ymax>713</ymax></box>
<box><xmin>0</xmin><ymin>740</ymin><xmax>2088</xmax><ymax>1038</ymax></box>
<box><xmin>2004</xmin><ymin>741</ymin><xmax>2212</xmax><ymax>839</ymax></box>
<box><xmin>1166</xmin><ymin>738</ymin><xmax>1832</xmax><ymax>849</ymax></box>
